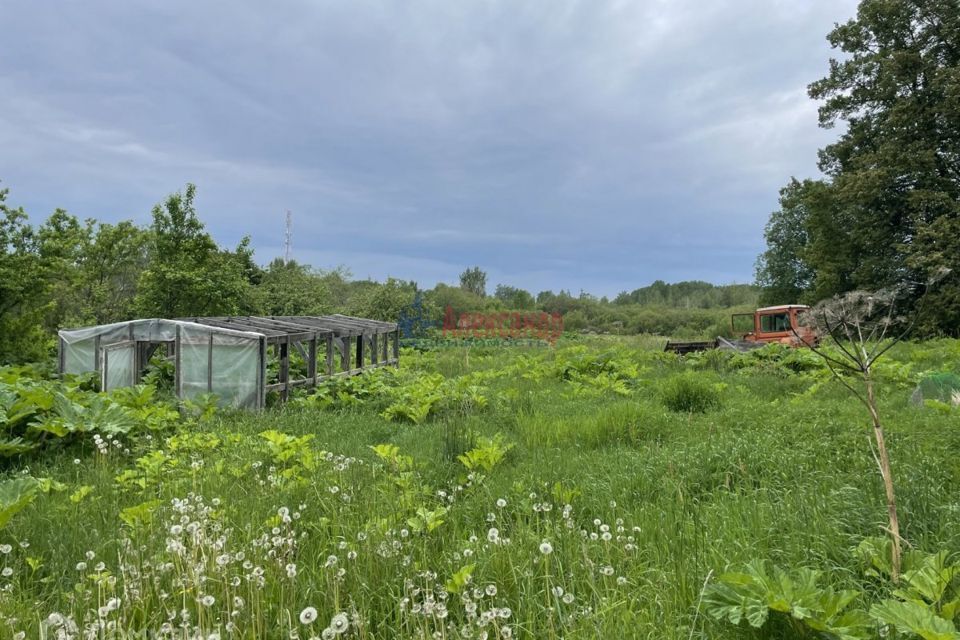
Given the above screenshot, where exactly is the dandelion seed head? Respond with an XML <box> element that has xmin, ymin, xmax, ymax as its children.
<box><xmin>539</xmin><ymin>540</ymin><xmax>553</xmax><ymax>555</ymax></box>
<box><xmin>329</xmin><ymin>612</ymin><xmax>349</xmax><ymax>634</ymax></box>
<box><xmin>299</xmin><ymin>606</ymin><xmax>318</xmax><ymax>625</ymax></box>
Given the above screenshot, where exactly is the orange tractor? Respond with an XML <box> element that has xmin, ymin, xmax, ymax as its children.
<box><xmin>664</xmin><ymin>304</ymin><xmax>818</xmax><ymax>354</ymax></box>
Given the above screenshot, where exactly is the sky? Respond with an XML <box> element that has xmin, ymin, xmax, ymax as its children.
<box><xmin>0</xmin><ymin>0</ymin><xmax>860</xmax><ymax>297</ymax></box>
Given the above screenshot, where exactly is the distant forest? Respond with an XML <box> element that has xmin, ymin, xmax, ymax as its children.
<box><xmin>0</xmin><ymin>182</ymin><xmax>756</xmax><ymax>363</ymax></box>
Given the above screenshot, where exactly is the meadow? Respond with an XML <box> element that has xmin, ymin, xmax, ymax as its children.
<box><xmin>1</xmin><ymin>336</ymin><xmax>960</xmax><ymax>639</ymax></box>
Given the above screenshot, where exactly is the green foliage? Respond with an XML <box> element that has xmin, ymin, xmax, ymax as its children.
<box><xmin>857</xmin><ymin>537</ymin><xmax>960</xmax><ymax>637</ymax></box>
<box><xmin>135</xmin><ymin>184</ymin><xmax>256</xmax><ymax>318</ymax></box>
<box><xmin>0</xmin><ymin>476</ymin><xmax>41</xmax><ymax>529</ymax></box>
<box><xmin>0</xmin><ymin>369</ymin><xmax>180</xmax><ymax>458</ymax></box>
<box><xmin>257</xmin><ymin>258</ymin><xmax>332</xmax><ymax>316</ymax></box>
<box><xmin>660</xmin><ymin>372</ymin><xmax>723</xmax><ymax>413</ymax></box>
<box><xmin>704</xmin><ymin>560</ymin><xmax>872</xmax><ymax>639</ymax></box>
<box><xmin>459</xmin><ymin>266</ymin><xmax>487</xmax><ymax>298</ymax></box>
<box><xmin>758</xmin><ymin>0</ymin><xmax>960</xmax><ymax>334</ymax></box>
<box><xmin>457</xmin><ymin>433</ymin><xmax>513</xmax><ymax>474</ymax></box>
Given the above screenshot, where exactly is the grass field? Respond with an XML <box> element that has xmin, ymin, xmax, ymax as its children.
<box><xmin>2</xmin><ymin>336</ymin><xmax>960</xmax><ymax>639</ymax></box>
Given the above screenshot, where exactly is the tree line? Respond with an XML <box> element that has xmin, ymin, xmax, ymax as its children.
<box><xmin>0</xmin><ymin>182</ymin><xmax>759</xmax><ymax>363</ymax></box>
<box><xmin>756</xmin><ymin>0</ymin><xmax>960</xmax><ymax>336</ymax></box>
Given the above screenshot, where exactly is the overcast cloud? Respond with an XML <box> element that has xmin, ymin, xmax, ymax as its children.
<box><xmin>0</xmin><ymin>0</ymin><xmax>859</xmax><ymax>296</ymax></box>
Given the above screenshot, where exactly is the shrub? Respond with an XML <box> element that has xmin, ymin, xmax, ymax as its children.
<box><xmin>660</xmin><ymin>373</ymin><xmax>722</xmax><ymax>413</ymax></box>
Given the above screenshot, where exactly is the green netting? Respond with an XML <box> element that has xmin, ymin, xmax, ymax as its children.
<box><xmin>910</xmin><ymin>372</ymin><xmax>960</xmax><ymax>406</ymax></box>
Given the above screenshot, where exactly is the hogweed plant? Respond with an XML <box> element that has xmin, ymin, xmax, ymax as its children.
<box><xmin>797</xmin><ymin>279</ymin><xmax>945</xmax><ymax>583</ymax></box>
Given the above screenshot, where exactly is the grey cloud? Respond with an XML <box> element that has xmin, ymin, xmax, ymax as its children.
<box><xmin>0</xmin><ymin>0</ymin><xmax>858</xmax><ymax>296</ymax></box>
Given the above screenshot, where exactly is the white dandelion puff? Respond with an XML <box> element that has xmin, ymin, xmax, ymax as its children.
<box><xmin>299</xmin><ymin>606</ymin><xmax>318</xmax><ymax>625</ymax></box>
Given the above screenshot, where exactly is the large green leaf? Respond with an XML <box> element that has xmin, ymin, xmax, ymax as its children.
<box><xmin>0</xmin><ymin>476</ymin><xmax>40</xmax><ymax>529</ymax></box>
<box><xmin>870</xmin><ymin>599</ymin><xmax>960</xmax><ymax>640</ymax></box>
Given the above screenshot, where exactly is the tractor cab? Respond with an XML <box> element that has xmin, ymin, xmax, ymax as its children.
<box><xmin>731</xmin><ymin>305</ymin><xmax>816</xmax><ymax>347</ymax></box>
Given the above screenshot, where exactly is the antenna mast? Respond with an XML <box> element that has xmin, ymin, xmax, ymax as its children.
<box><xmin>283</xmin><ymin>210</ymin><xmax>292</xmax><ymax>265</ymax></box>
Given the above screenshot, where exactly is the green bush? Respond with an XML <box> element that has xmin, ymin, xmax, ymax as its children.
<box><xmin>660</xmin><ymin>372</ymin><xmax>722</xmax><ymax>413</ymax></box>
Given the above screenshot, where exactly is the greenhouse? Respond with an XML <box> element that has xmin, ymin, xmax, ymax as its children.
<box><xmin>58</xmin><ymin>315</ymin><xmax>400</xmax><ymax>409</ymax></box>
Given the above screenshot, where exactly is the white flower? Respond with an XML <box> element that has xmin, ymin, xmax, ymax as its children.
<box><xmin>0</xmin><ymin>544</ymin><xmax>11</xmax><ymax>554</ymax></box>
<box><xmin>75</xmin><ymin>562</ymin><xmax>87</xmax><ymax>571</ymax></box>
<box><xmin>347</xmin><ymin>551</ymin><xmax>357</xmax><ymax>560</ymax></box>
<box><xmin>325</xmin><ymin>555</ymin><xmax>338</xmax><ymax>568</ymax></box>
<box><xmin>200</xmin><ymin>595</ymin><xmax>215</xmax><ymax>607</ymax></box>
<box><xmin>329</xmin><ymin>612</ymin><xmax>349</xmax><ymax>634</ymax></box>
<box><xmin>551</xmin><ymin>586</ymin><xmax>564</xmax><ymax>597</ymax></box>
<box><xmin>487</xmin><ymin>528</ymin><xmax>499</xmax><ymax>543</ymax></box>
<box><xmin>286</xmin><ymin>563</ymin><xmax>298</xmax><ymax>578</ymax></box>
<box><xmin>321</xmin><ymin>629</ymin><xmax>335</xmax><ymax>640</ymax></box>
<box><xmin>538</xmin><ymin>540</ymin><xmax>553</xmax><ymax>555</ymax></box>
<box><xmin>1</xmin><ymin>567</ymin><xmax>12</xmax><ymax>577</ymax></box>
<box><xmin>485</xmin><ymin>584</ymin><xmax>497</xmax><ymax>597</ymax></box>
<box><xmin>562</xmin><ymin>592</ymin><xmax>575</xmax><ymax>604</ymax></box>
<box><xmin>496</xmin><ymin>498</ymin><xmax>507</xmax><ymax>508</ymax></box>
<box><xmin>600</xmin><ymin>565</ymin><xmax>614</xmax><ymax>576</ymax></box>
<box><xmin>299</xmin><ymin>606</ymin><xmax>318</xmax><ymax>625</ymax></box>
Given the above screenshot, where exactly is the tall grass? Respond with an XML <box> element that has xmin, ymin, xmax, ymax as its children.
<box><xmin>0</xmin><ymin>338</ymin><xmax>957</xmax><ymax>638</ymax></box>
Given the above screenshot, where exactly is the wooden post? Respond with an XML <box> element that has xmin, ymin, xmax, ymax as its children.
<box><xmin>340</xmin><ymin>337</ymin><xmax>350</xmax><ymax>372</ymax></box>
<box><xmin>370</xmin><ymin>333</ymin><xmax>378</xmax><ymax>366</ymax></box>
<box><xmin>308</xmin><ymin>334</ymin><xmax>318</xmax><ymax>387</ymax></box>
<box><xmin>279</xmin><ymin>339</ymin><xmax>290</xmax><ymax>401</ymax></box>
<box><xmin>325</xmin><ymin>335</ymin><xmax>334</xmax><ymax>377</ymax></box>
<box><xmin>257</xmin><ymin>336</ymin><xmax>267</xmax><ymax>409</ymax></box>
<box><xmin>356</xmin><ymin>335</ymin><xmax>364</xmax><ymax>371</ymax></box>
<box><xmin>392</xmin><ymin>329</ymin><xmax>400</xmax><ymax>364</ymax></box>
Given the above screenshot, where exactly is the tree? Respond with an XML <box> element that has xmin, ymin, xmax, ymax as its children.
<box><xmin>80</xmin><ymin>221</ymin><xmax>151</xmax><ymax>324</ymax></box>
<box><xmin>257</xmin><ymin>258</ymin><xmax>331</xmax><ymax>316</ymax></box>
<box><xmin>755</xmin><ymin>180</ymin><xmax>821</xmax><ymax>305</ymax></box>
<box><xmin>349</xmin><ymin>278</ymin><xmax>419</xmax><ymax>322</ymax></box>
<box><xmin>493</xmin><ymin>284</ymin><xmax>535</xmax><ymax>310</ymax></box>
<box><xmin>459</xmin><ymin>267</ymin><xmax>487</xmax><ymax>298</ymax></box>
<box><xmin>759</xmin><ymin>0</ymin><xmax>960</xmax><ymax>332</ymax></box>
<box><xmin>0</xmin><ymin>186</ymin><xmax>49</xmax><ymax>362</ymax></box>
<box><xmin>136</xmin><ymin>184</ymin><xmax>253</xmax><ymax>318</ymax></box>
